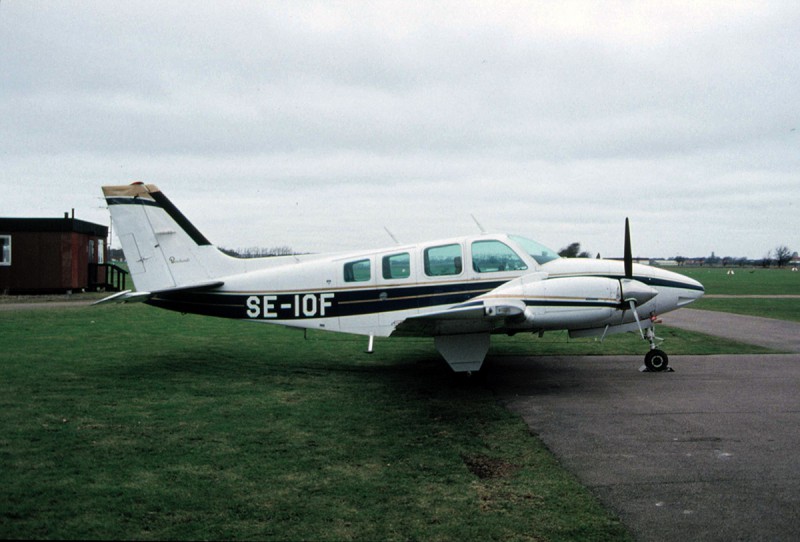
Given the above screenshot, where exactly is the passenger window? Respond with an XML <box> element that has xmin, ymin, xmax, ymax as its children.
<box><xmin>344</xmin><ymin>259</ymin><xmax>371</xmax><ymax>282</ymax></box>
<box><xmin>382</xmin><ymin>252</ymin><xmax>410</xmax><ymax>280</ymax></box>
<box><xmin>471</xmin><ymin>240</ymin><xmax>528</xmax><ymax>273</ymax></box>
<box><xmin>424</xmin><ymin>244</ymin><xmax>463</xmax><ymax>276</ymax></box>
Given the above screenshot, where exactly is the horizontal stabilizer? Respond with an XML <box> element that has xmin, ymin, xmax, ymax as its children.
<box><xmin>93</xmin><ymin>280</ymin><xmax>224</xmax><ymax>305</ymax></box>
<box><xmin>93</xmin><ymin>290</ymin><xmax>149</xmax><ymax>305</ymax></box>
<box><xmin>152</xmin><ymin>280</ymin><xmax>225</xmax><ymax>294</ymax></box>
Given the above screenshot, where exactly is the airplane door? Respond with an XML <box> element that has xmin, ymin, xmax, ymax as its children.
<box><xmin>337</xmin><ymin>256</ymin><xmax>381</xmax><ymax>333</ymax></box>
<box><xmin>378</xmin><ymin>251</ymin><xmax>418</xmax><ymax>326</ymax></box>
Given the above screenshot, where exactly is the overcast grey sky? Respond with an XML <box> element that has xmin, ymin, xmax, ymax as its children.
<box><xmin>2</xmin><ymin>1</ymin><xmax>798</xmax><ymax>259</ymax></box>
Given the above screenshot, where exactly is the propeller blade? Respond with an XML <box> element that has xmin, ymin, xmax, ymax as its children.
<box><xmin>624</xmin><ymin>217</ymin><xmax>633</xmax><ymax>279</ymax></box>
<box><xmin>629</xmin><ymin>299</ymin><xmax>645</xmax><ymax>340</ymax></box>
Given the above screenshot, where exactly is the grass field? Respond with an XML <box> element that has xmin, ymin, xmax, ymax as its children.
<box><xmin>2</xmin><ymin>266</ymin><xmax>794</xmax><ymax>540</ymax></box>
<box><xmin>3</xmin><ymin>304</ymin><xmax>627</xmax><ymax>541</ymax></box>
<box><xmin>677</xmin><ymin>267</ymin><xmax>800</xmax><ymax>296</ymax></box>
<box><xmin>674</xmin><ymin>267</ymin><xmax>800</xmax><ymax>322</ymax></box>
<box><xmin>1</xmin><ymin>297</ymin><xmax>777</xmax><ymax>541</ymax></box>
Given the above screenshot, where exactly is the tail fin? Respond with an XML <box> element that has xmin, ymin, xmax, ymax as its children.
<box><xmin>102</xmin><ymin>183</ymin><xmax>239</xmax><ymax>292</ymax></box>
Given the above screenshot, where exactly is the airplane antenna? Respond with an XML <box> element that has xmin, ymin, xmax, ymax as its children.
<box><xmin>384</xmin><ymin>227</ymin><xmax>400</xmax><ymax>245</ymax></box>
<box><xmin>470</xmin><ymin>214</ymin><xmax>487</xmax><ymax>234</ymax></box>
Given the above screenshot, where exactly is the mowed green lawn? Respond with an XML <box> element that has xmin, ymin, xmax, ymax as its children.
<box><xmin>674</xmin><ymin>267</ymin><xmax>800</xmax><ymax>322</ymax></box>
<box><xmin>4</xmin><ymin>304</ymin><xmax>634</xmax><ymax>541</ymax></box>
<box><xmin>0</xmin><ymin>296</ymin><xmax>776</xmax><ymax>541</ymax></box>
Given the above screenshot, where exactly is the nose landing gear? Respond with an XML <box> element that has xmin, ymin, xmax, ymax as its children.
<box><xmin>644</xmin><ymin>348</ymin><xmax>669</xmax><ymax>371</ymax></box>
<box><xmin>641</xmin><ymin>326</ymin><xmax>672</xmax><ymax>372</ymax></box>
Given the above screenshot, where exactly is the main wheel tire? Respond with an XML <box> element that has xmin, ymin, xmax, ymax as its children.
<box><xmin>644</xmin><ymin>349</ymin><xmax>669</xmax><ymax>372</ymax></box>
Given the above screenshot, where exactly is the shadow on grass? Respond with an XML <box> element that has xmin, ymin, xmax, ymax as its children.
<box><xmin>2</xmin><ymin>305</ymin><xmax>634</xmax><ymax>541</ymax></box>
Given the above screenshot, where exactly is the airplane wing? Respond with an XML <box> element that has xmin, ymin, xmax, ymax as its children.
<box><xmin>93</xmin><ymin>280</ymin><xmax>225</xmax><ymax>305</ymax></box>
<box><xmin>390</xmin><ymin>299</ymin><xmax>526</xmax><ymax>337</ymax></box>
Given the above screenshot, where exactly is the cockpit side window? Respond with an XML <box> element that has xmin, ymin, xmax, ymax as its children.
<box><xmin>508</xmin><ymin>235</ymin><xmax>560</xmax><ymax>265</ymax></box>
<box><xmin>471</xmin><ymin>240</ymin><xmax>528</xmax><ymax>273</ymax></box>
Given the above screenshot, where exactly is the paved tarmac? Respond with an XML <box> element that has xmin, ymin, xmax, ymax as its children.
<box><xmin>485</xmin><ymin>309</ymin><xmax>800</xmax><ymax>541</ymax></box>
<box><xmin>665</xmin><ymin>308</ymin><xmax>800</xmax><ymax>353</ymax></box>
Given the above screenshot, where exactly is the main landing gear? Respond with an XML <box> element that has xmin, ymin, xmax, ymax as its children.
<box><xmin>641</xmin><ymin>326</ymin><xmax>672</xmax><ymax>372</ymax></box>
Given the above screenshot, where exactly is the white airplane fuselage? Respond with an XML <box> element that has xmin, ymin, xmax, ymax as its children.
<box><xmin>99</xmin><ymin>183</ymin><xmax>704</xmax><ymax>372</ymax></box>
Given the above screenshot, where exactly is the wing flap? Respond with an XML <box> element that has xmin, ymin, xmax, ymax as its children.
<box><xmin>391</xmin><ymin>299</ymin><xmax>525</xmax><ymax>337</ymax></box>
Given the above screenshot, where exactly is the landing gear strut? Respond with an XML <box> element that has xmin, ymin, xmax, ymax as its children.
<box><xmin>642</xmin><ymin>327</ymin><xmax>671</xmax><ymax>372</ymax></box>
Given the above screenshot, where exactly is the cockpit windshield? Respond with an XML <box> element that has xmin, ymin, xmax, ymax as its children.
<box><xmin>508</xmin><ymin>235</ymin><xmax>560</xmax><ymax>265</ymax></box>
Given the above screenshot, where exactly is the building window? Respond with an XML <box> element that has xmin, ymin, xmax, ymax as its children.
<box><xmin>424</xmin><ymin>244</ymin><xmax>463</xmax><ymax>276</ymax></box>
<box><xmin>0</xmin><ymin>235</ymin><xmax>10</xmax><ymax>266</ymax></box>
<box><xmin>382</xmin><ymin>252</ymin><xmax>410</xmax><ymax>280</ymax></box>
<box><xmin>343</xmin><ymin>259</ymin><xmax>371</xmax><ymax>282</ymax></box>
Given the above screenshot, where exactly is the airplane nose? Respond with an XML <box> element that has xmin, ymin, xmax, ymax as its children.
<box><xmin>672</xmin><ymin>272</ymin><xmax>704</xmax><ymax>306</ymax></box>
<box><xmin>686</xmin><ymin>276</ymin><xmax>704</xmax><ymax>296</ymax></box>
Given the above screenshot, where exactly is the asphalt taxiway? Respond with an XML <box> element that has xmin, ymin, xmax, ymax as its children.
<box><xmin>486</xmin><ymin>309</ymin><xmax>800</xmax><ymax>541</ymax></box>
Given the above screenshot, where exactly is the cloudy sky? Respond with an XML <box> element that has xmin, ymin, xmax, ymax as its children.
<box><xmin>2</xmin><ymin>1</ymin><xmax>798</xmax><ymax>259</ymax></box>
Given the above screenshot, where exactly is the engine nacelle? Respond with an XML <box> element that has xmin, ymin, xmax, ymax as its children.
<box><xmin>485</xmin><ymin>275</ymin><xmax>621</xmax><ymax>330</ymax></box>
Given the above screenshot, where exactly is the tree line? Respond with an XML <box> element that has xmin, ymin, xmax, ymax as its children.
<box><xmin>218</xmin><ymin>246</ymin><xmax>295</xmax><ymax>258</ymax></box>
<box><xmin>108</xmin><ymin>246</ymin><xmax>296</xmax><ymax>261</ymax></box>
<box><xmin>558</xmin><ymin>242</ymin><xmax>796</xmax><ymax>268</ymax></box>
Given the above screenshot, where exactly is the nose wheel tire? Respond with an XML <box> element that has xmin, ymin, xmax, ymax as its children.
<box><xmin>644</xmin><ymin>349</ymin><xmax>669</xmax><ymax>372</ymax></box>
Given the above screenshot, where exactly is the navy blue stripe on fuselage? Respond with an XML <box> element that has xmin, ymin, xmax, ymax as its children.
<box><xmin>550</xmin><ymin>273</ymin><xmax>705</xmax><ymax>293</ymax></box>
<box><xmin>143</xmin><ymin>273</ymin><xmax>702</xmax><ymax>321</ymax></box>
<box><xmin>145</xmin><ymin>280</ymin><xmax>509</xmax><ymax>320</ymax></box>
<box><xmin>632</xmin><ymin>275</ymin><xmax>704</xmax><ymax>293</ymax></box>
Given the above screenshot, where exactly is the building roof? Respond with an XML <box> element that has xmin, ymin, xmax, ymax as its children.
<box><xmin>0</xmin><ymin>217</ymin><xmax>108</xmax><ymax>237</ymax></box>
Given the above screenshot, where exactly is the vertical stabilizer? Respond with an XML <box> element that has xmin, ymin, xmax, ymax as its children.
<box><xmin>102</xmin><ymin>183</ymin><xmax>239</xmax><ymax>292</ymax></box>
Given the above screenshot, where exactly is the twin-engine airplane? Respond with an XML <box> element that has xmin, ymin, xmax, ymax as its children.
<box><xmin>97</xmin><ymin>183</ymin><xmax>704</xmax><ymax>373</ymax></box>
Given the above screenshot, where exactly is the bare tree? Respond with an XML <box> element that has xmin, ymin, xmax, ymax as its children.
<box><xmin>774</xmin><ymin>245</ymin><xmax>792</xmax><ymax>267</ymax></box>
<box><xmin>219</xmin><ymin>246</ymin><xmax>296</xmax><ymax>258</ymax></box>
